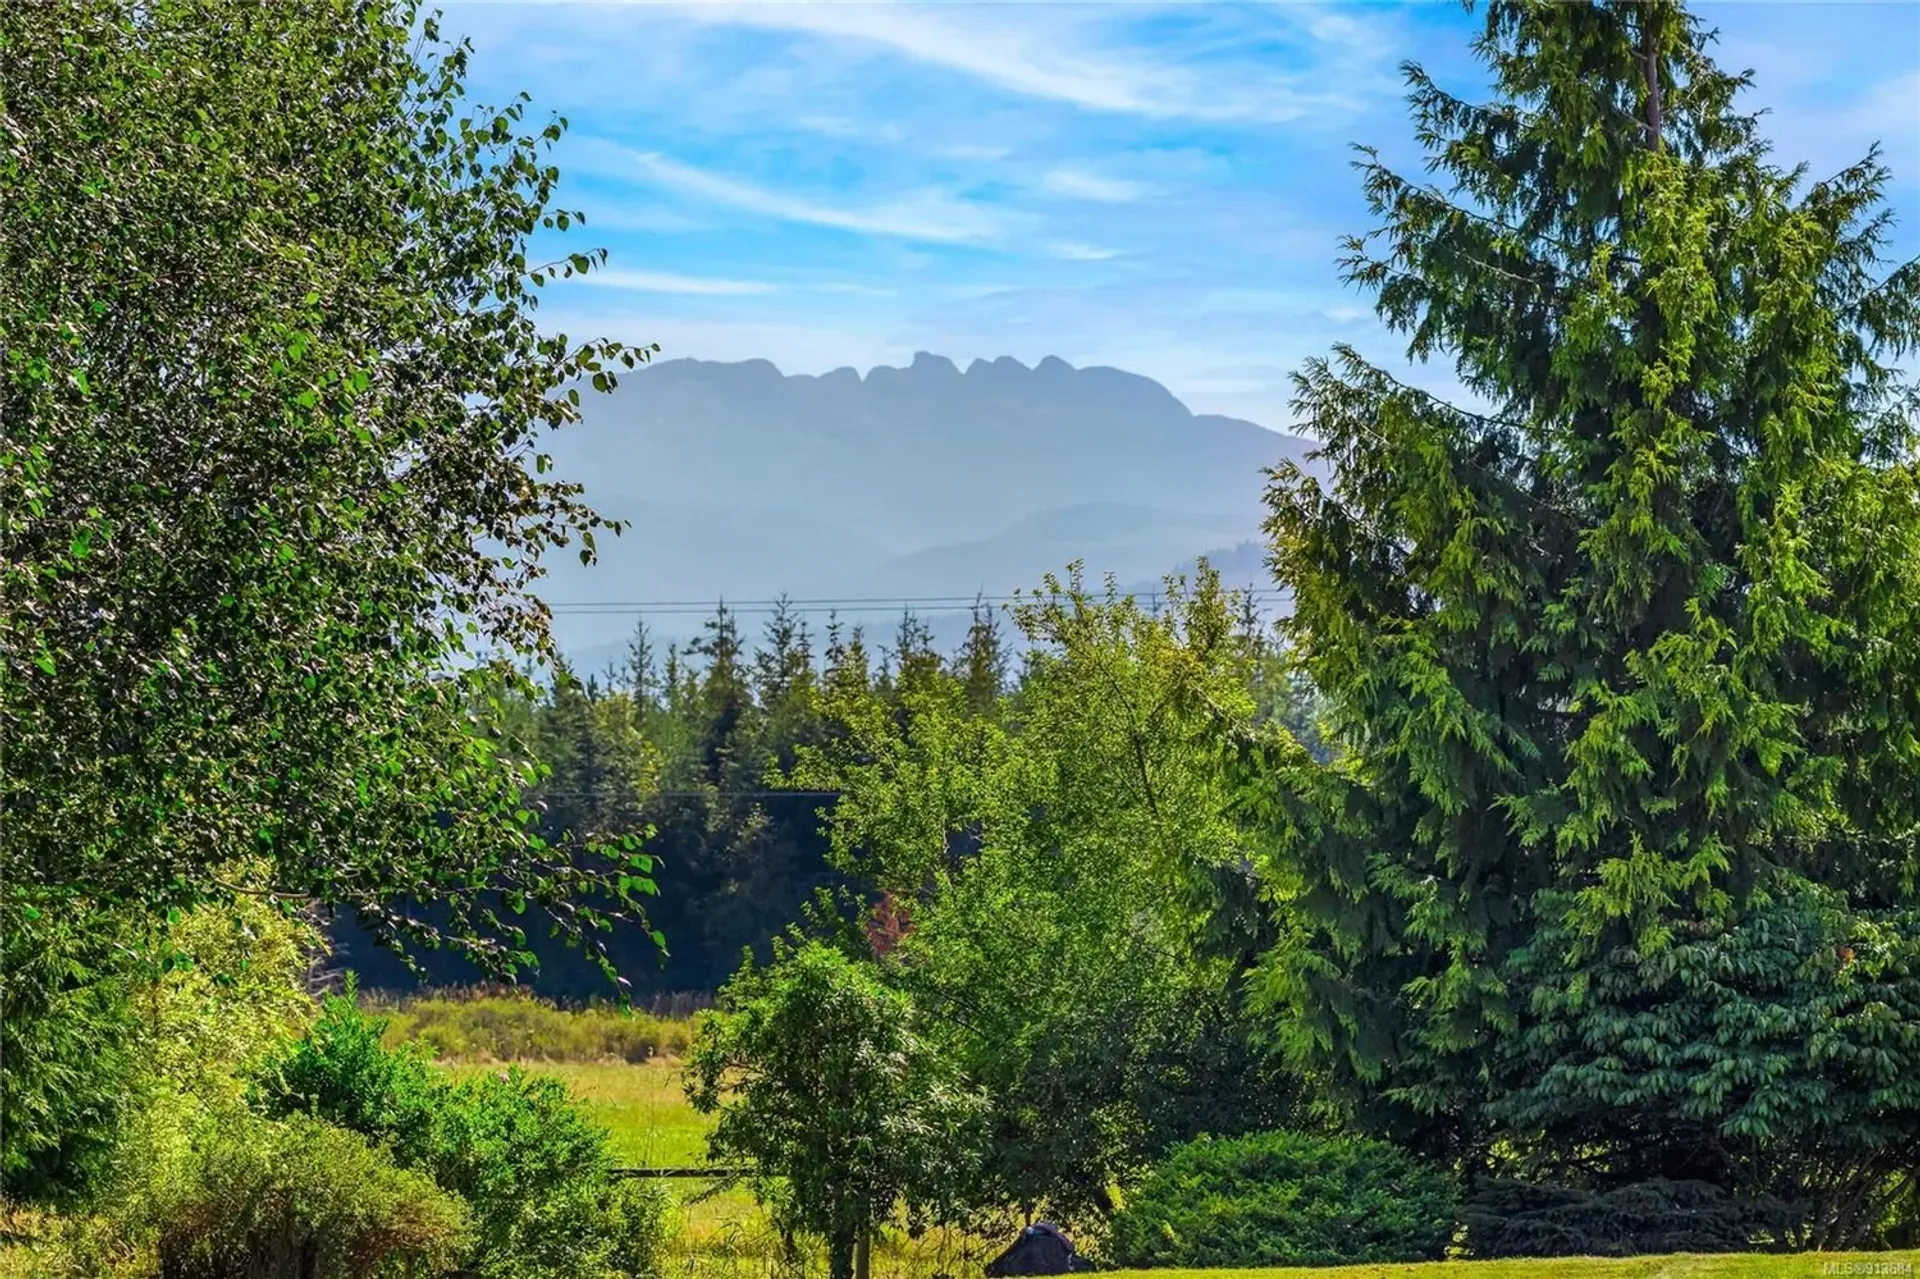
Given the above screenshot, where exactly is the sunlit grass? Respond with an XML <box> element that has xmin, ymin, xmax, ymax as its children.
<box><xmin>434</xmin><ymin>1060</ymin><xmax>1920</xmax><ymax>1279</ymax></box>
<box><xmin>446</xmin><ymin>1058</ymin><xmax>711</xmax><ymax>1166</ymax></box>
<box><xmin>1097</xmin><ymin>1258</ymin><xmax>1917</xmax><ymax>1279</ymax></box>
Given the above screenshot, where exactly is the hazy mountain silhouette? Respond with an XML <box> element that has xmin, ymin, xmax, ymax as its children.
<box><xmin>536</xmin><ymin>353</ymin><xmax>1312</xmax><ymax>662</ymax></box>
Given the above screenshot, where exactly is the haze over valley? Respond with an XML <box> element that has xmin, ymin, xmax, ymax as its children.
<box><xmin>542</xmin><ymin>350</ymin><xmax>1313</xmax><ymax>664</ymax></box>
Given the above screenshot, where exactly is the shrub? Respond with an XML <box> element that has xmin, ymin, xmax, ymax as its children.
<box><xmin>1463</xmin><ymin>1178</ymin><xmax>1795</xmax><ymax>1259</ymax></box>
<box><xmin>599</xmin><ymin>1177</ymin><xmax>674</xmax><ymax>1279</ymax></box>
<box><xmin>259</xmin><ymin>982</ymin><xmax>445</xmax><ymax>1158</ymax></box>
<box><xmin>146</xmin><ymin>1107</ymin><xmax>468</xmax><ymax>1279</ymax></box>
<box><xmin>259</xmin><ymin>993</ymin><xmax>671</xmax><ymax>1278</ymax></box>
<box><xmin>1109</xmin><ymin>1130</ymin><xmax>1459</xmax><ymax>1269</ymax></box>
<box><xmin>145</xmin><ymin>894</ymin><xmax>321</xmax><ymax>1100</ymax></box>
<box><xmin>0</xmin><ymin>903</ymin><xmax>140</xmax><ymax>1205</ymax></box>
<box><xmin>3</xmin><ymin>883</ymin><xmax>322</xmax><ymax>1209</ymax></box>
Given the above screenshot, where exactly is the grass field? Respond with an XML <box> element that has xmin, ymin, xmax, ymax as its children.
<box><xmin>1094</xmin><ymin>1260</ymin><xmax>1916</xmax><ymax>1279</ymax></box>
<box><xmin>450</xmin><ymin>1058</ymin><xmax>712</xmax><ymax>1166</ymax></box>
<box><xmin>463</xmin><ymin>1060</ymin><xmax>1918</xmax><ymax>1279</ymax></box>
<box><xmin>6</xmin><ymin>1044</ymin><xmax>1915</xmax><ymax>1279</ymax></box>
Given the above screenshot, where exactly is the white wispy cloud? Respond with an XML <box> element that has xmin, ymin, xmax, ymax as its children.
<box><xmin>937</xmin><ymin>143</ymin><xmax>1014</xmax><ymax>163</ymax></box>
<box><xmin>1049</xmin><ymin>241</ymin><xmax>1120</xmax><ymax>262</ymax></box>
<box><xmin>583</xmin><ymin>269</ymin><xmax>779</xmax><ymax>296</ymax></box>
<box><xmin>582</xmin><ymin>142</ymin><xmax>1017</xmax><ymax>245</ymax></box>
<box><xmin>795</xmin><ymin>114</ymin><xmax>906</xmax><ymax>145</ymax></box>
<box><xmin>655</xmin><ymin>2</ymin><xmax>1383</xmax><ymax>123</ymax></box>
<box><xmin>1042</xmin><ymin>167</ymin><xmax>1150</xmax><ymax>203</ymax></box>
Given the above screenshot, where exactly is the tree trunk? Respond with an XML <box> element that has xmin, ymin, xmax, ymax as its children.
<box><xmin>1640</xmin><ymin>7</ymin><xmax>1664</xmax><ymax>151</ymax></box>
<box><xmin>829</xmin><ymin>1228</ymin><xmax>858</xmax><ymax>1279</ymax></box>
<box><xmin>856</xmin><ymin>1227</ymin><xmax>872</xmax><ymax>1279</ymax></box>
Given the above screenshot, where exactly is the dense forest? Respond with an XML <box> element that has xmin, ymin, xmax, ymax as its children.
<box><xmin>340</xmin><ymin>588</ymin><xmax>1319</xmax><ymax>998</ymax></box>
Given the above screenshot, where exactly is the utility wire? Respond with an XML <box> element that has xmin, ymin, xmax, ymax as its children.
<box><xmin>544</xmin><ymin>587</ymin><xmax>1291</xmax><ymax>617</ymax></box>
<box><xmin>531</xmin><ymin>789</ymin><xmax>839</xmax><ymax>800</ymax></box>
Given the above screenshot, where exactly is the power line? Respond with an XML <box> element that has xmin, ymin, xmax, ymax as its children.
<box><xmin>532</xmin><ymin>789</ymin><xmax>839</xmax><ymax>800</ymax></box>
<box><xmin>544</xmin><ymin>587</ymin><xmax>1291</xmax><ymax>617</ymax></box>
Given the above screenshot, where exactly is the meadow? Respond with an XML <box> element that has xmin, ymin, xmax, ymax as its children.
<box><xmin>459</xmin><ymin>1056</ymin><xmax>1920</xmax><ymax>1279</ymax></box>
<box><xmin>441</xmin><ymin>1055</ymin><xmax>1000</xmax><ymax>1279</ymax></box>
<box><xmin>487</xmin><ymin>1057</ymin><xmax>1920</xmax><ymax>1279</ymax></box>
<box><xmin>398</xmin><ymin>995</ymin><xmax>1919</xmax><ymax>1279</ymax></box>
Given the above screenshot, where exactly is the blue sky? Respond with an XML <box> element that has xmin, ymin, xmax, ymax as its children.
<box><xmin>442</xmin><ymin>1</ymin><xmax>1920</xmax><ymax>430</ymax></box>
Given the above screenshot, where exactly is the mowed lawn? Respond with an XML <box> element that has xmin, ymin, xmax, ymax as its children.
<box><xmin>446</xmin><ymin>1061</ymin><xmax>1918</xmax><ymax>1279</ymax></box>
<box><xmin>1098</xmin><ymin>1258</ymin><xmax>1918</xmax><ymax>1279</ymax></box>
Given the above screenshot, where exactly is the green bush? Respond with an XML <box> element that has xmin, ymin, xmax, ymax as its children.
<box><xmin>1109</xmin><ymin>1130</ymin><xmax>1459</xmax><ymax>1268</ymax></box>
<box><xmin>259</xmin><ymin>993</ymin><xmax>671</xmax><ymax>1278</ymax></box>
<box><xmin>0</xmin><ymin>903</ymin><xmax>141</xmax><ymax>1205</ymax></box>
<box><xmin>1463</xmin><ymin>1178</ymin><xmax>1794</xmax><ymax>1258</ymax></box>
<box><xmin>369</xmin><ymin>987</ymin><xmax>691</xmax><ymax>1063</ymax></box>
<box><xmin>147</xmin><ymin>1107</ymin><xmax>468</xmax><ymax>1279</ymax></box>
<box><xmin>1</xmin><ymin>892</ymin><xmax>318</xmax><ymax>1207</ymax></box>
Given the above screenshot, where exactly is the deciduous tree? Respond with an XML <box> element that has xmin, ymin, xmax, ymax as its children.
<box><xmin>1</xmin><ymin>0</ymin><xmax>656</xmax><ymax>973</ymax></box>
<box><xmin>686</xmin><ymin>940</ymin><xmax>984</xmax><ymax>1279</ymax></box>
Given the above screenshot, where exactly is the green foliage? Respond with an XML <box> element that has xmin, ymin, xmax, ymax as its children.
<box><xmin>791</xmin><ymin>567</ymin><xmax>1309</xmax><ymax>1218</ymax></box>
<box><xmin>259</xmin><ymin>993</ymin><xmax>668</xmax><ymax>1278</ymax></box>
<box><xmin>1109</xmin><ymin>1130</ymin><xmax>1460</xmax><ymax>1269</ymax></box>
<box><xmin>2</xmin><ymin>889</ymin><xmax>318</xmax><ymax>1206</ymax></box>
<box><xmin>686</xmin><ymin>940</ymin><xmax>986</xmax><ymax>1279</ymax></box>
<box><xmin>1496</xmin><ymin>878</ymin><xmax>1920</xmax><ymax>1248</ymax></box>
<box><xmin>141</xmin><ymin>892</ymin><xmax>323</xmax><ymax>1103</ymax></box>
<box><xmin>1463</xmin><ymin>1179</ymin><xmax>1792</xmax><ymax>1260</ymax></box>
<box><xmin>142</xmin><ymin>1107</ymin><xmax>469</xmax><ymax>1279</ymax></box>
<box><xmin>596</xmin><ymin>1178</ymin><xmax>674</xmax><ymax>1279</ymax></box>
<box><xmin>371</xmin><ymin>987</ymin><xmax>691</xmax><ymax>1063</ymax></box>
<box><xmin>347</xmin><ymin>602</ymin><xmax>857</xmax><ymax>997</ymax></box>
<box><xmin>1</xmin><ymin>0</ymin><xmax>654</xmax><ymax>975</ymax></box>
<box><xmin>0</xmin><ymin>903</ymin><xmax>140</xmax><ymax>1205</ymax></box>
<box><xmin>1243</xmin><ymin>0</ymin><xmax>1920</xmax><ymax>1234</ymax></box>
<box><xmin>260</xmin><ymin>989</ymin><xmax>446</xmax><ymax>1158</ymax></box>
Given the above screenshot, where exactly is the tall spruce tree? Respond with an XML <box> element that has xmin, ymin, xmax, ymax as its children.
<box><xmin>1252</xmin><ymin>0</ymin><xmax>1920</xmax><ymax>1235</ymax></box>
<box><xmin>691</xmin><ymin>602</ymin><xmax>753</xmax><ymax>780</ymax></box>
<box><xmin>754</xmin><ymin>598</ymin><xmax>819</xmax><ymax>748</ymax></box>
<box><xmin>625</xmin><ymin>617</ymin><xmax>658</xmax><ymax>732</ymax></box>
<box><xmin>822</xmin><ymin>615</ymin><xmax>874</xmax><ymax>708</ymax></box>
<box><xmin>957</xmin><ymin>594</ymin><xmax>1010</xmax><ymax>719</ymax></box>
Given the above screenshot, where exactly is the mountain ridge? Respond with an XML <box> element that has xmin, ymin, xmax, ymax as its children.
<box><xmin>536</xmin><ymin>353</ymin><xmax>1313</xmax><ymax>656</ymax></box>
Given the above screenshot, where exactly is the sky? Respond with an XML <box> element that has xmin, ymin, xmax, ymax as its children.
<box><xmin>440</xmin><ymin>1</ymin><xmax>1920</xmax><ymax>431</ymax></box>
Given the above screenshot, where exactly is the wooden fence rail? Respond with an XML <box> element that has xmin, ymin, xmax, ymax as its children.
<box><xmin>609</xmin><ymin>1166</ymin><xmax>749</xmax><ymax>1179</ymax></box>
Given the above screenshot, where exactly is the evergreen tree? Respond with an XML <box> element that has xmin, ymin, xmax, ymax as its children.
<box><xmin>889</xmin><ymin>610</ymin><xmax>943</xmax><ymax>700</ymax></box>
<box><xmin>690</xmin><ymin>602</ymin><xmax>754</xmax><ymax>781</ymax></box>
<box><xmin>625</xmin><ymin>617</ymin><xmax>658</xmax><ymax>732</ymax></box>
<box><xmin>1250</xmin><ymin>0</ymin><xmax>1920</xmax><ymax>1237</ymax></box>
<box><xmin>957</xmin><ymin>594</ymin><xmax>1009</xmax><ymax>719</ymax></box>
<box><xmin>822</xmin><ymin>615</ymin><xmax>874</xmax><ymax>708</ymax></box>
<box><xmin>539</xmin><ymin>657</ymin><xmax>603</xmax><ymax>844</ymax></box>
<box><xmin>754</xmin><ymin>598</ymin><xmax>819</xmax><ymax>753</ymax></box>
